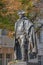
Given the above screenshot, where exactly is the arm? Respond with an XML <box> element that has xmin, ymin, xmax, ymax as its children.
<box><xmin>31</xmin><ymin>27</ymin><xmax>37</xmax><ymax>53</ymax></box>
<box><xmin>28</xmin><ymin>26</ymin><xmax>37</xmax><ymax>52</ymax></box>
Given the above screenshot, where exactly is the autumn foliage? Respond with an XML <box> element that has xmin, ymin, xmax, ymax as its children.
<box><xmin>0</xmin><ymin>0</ymin><xmax>41</xmax><ymax>31</ymax></box>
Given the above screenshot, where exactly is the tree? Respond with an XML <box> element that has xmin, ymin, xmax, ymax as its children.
<box><xmin>0</xmin><ymin>0</ymin><xmax>41</xmax><ymax>31</ymax></box>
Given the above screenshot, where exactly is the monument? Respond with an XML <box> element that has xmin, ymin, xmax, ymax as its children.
<box><xmin>7</xmin><ymin>10</ymin><xmax>38</xmax><ymax>65</ymax></box>
<box><xmin>14</xmin><ymin>10</ymin><xmax>38</xmax><ymax>61</ymax></box>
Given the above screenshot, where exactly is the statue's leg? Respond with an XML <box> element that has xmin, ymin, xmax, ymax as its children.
<box><xmin>20</xmin><ymin>36</ymin><xmax>24</xmax><ymax>61</ymax></box>
<box><xmin>21</xmin><ymin>46</ymin><xmax>24</xmax><ymax>61</ymax></box>
<box><xmin>14</xmin><ymin>50</ymin><xmax>17</xmax><ymax>60</ymax></box>
<box><xmin>28</xmin><ymin>43</ymin><xmax>30</xmax><ymax>60</ymax></box>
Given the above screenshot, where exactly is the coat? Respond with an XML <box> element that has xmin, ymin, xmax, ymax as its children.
<box><xmin>14</xmin><ymin>16</ymin><xmax>38</xmax><ymax>60</ymax></box>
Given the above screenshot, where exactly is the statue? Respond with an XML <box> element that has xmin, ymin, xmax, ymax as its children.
<box><xmin>14</xmin><ymin>10</ymin><xmax>37</xmax><ymax>61</ymax></box>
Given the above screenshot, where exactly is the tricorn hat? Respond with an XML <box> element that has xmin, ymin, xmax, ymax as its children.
<box><xmin>17</xmin><ymin>10</ymin><xmax>25</xmax><ymax>15</ymax></box>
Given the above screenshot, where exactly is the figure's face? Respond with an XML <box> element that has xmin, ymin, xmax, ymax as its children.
<box><xmin>19</xmin><ymin>14</ymin><xmax>22</xmax><ymax>18</ymax></box>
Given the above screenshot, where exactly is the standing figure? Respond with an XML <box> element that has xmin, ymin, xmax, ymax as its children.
<box><xmin>14</xmin><ymin>10</ymin><xmax>37</xmax><ymax>61</ymax></box>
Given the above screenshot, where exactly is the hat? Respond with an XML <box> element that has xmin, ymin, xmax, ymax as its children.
<box><xmin>17</xmin><ymin>10</ymin><xmax>25</xmax><ymax>15</ymax></box>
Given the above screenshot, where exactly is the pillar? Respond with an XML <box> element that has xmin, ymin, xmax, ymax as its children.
<box><xmin>4</xmin><ymin>53</ymin><xmax>6</xmax><ymax>65</ymax></box>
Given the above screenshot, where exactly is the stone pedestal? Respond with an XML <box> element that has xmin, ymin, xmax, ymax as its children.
<box><xmin>8</xmin><ymin>61</ymin><xmax>26</xmax><ymax>65</ymax></box>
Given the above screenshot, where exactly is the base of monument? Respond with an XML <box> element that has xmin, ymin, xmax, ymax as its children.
<box><xmin>29</xmin><ymin>58</ymin><xmax>38</xmax><ymax>63</ymax></box>
<box><xmin>8</xmin><ymin>58</ymin><xmax>39</xmax><ymax>65</ymax></box>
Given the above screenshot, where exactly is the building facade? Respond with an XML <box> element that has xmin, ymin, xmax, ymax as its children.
<box><xmin>0</xmin><ymin>29</ymin><xmax>14</xmax><ymax>65</ymax></box>
<box><xmin>37</xmin><ymin>19</ymin><xmax>43</xmax><ymax>65</ymax></box>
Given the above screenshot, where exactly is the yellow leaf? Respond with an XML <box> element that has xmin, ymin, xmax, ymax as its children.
<box><xmin>29</xmin><ymin>1</ymin><xmax>33</xmax><ymax>7</ymax></box>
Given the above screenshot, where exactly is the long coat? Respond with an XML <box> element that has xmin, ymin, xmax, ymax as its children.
<box><xmin>14</xmin><ymin>16</ymin><xmax>37</xmax><ymax>60</ymax></box>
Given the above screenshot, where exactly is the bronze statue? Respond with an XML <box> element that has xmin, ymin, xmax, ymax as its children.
<box><xmin>14</xmin><ymin>10</ymin><xmax>37</xmax><ymax>61</ymax></box>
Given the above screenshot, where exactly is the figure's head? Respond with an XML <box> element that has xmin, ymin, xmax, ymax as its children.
<box><xmin>17</xmin><ymin>10</ymin><xmax>25</xmax><ymax>18</ymax></box>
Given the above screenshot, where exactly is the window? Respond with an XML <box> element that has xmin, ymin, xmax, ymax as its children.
<box><xmin>1</xmin><ymin>29</ymin><xmax>7</xmax><ymax>36</ymax></box>
<box><xmin>6</xmin><ymin>54</ymin><xmax>11</xmax><ymax>65</ymax></box>
<box><xmin>0</xmin><ymin>54</ymin><xmax>2</xmax><ymax>65</ymax></box>
<box><xmin>6</xmin><ymin>54</ymin><xmax>10</xmax><ymax>58</ymax></box>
